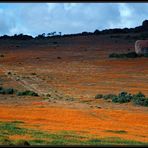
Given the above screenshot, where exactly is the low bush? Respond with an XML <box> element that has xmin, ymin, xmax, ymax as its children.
<box><xmin>0</xmin><ymin>87</ymin><xmax>5</xmax><ymax>94</ymax></box>
<box><xmin>132</xmin><ymin>97</ymin><xmax>148</xmax><ymax>107</ymax></box>
<box><xmin>103</xmin><ymin>94</ymin><xmax>117</xmax><ymax>100</ymax></box>
<box><xmin>0</xmin><ymin>54</ymin><xmax>4</xmax><ymax>57</ymax></box>
<box><xmin>112</xmin><ymin>92</ymin><xmax>132</xmax><ymax>103</ymax></box>
<box><xmin>16</xmin><ymin>90</ymin><xmax>38</xmax><ymax>96</ymax></box>
<box><xmin>125</xmin><ymin>52</ymin><xmax>138</xmax><ymax>58</ymax></box>
<box><xmin>132</xmin><ymin>92</ymin><xmax>145</xmax><ymax>98</ymax></box>
<box><xmin>109</xmin><ymin>52</ymin><xmax>138</xmax><ymax>58</ymax></box>
<box><xmin>0</xmin><ymin>87</ymin><xmax>15</xmax><ymax>94</ymax></box>
<box><xmin>4</xmin><ymin>88</ymin><xmax>15</xmax><ymax>94</ymax></box>
<box><xmin>95</xmin><ymin>91</ymin><xmax>148</xmax><ymax>107</ymax></box>
<box><xmin>144</xmin><ymin>53</ymin><xmax>148</xmax><ymax>57</ymax></box>
<box><xmin>95</xmin><ymin>94</ymin><xmax>103</xmax><ymax>99</ymax></box>
<box><xmin>132</xmin><ymin>92</ymin><xmax>148</xmax><ymax>107</ymax></box>
<box><xmin>109</xmin><ymin>53</ymin><xmax>118</xmax><ymax>58</ymax></box>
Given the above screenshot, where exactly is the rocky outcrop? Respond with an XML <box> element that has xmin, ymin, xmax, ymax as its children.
<box><xmin>142</xmin><ymin>20</ymin><xmax>148</xmax><ymax>29</ymax></box>
<box><xmin>135</xmin><ymin>40</ymin><xmax>148</xmax><ymax>55</ymax></box>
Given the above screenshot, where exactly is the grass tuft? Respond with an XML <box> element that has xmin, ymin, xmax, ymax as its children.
<box><xmin>0</xmin><ymin>121</ymin><xmax>147</xmax><ymax>146</ymax></box>
<box><xmin>105</xmin><ymin>130</ymin><xmax>127</xmax><ymax>134</ymax></box>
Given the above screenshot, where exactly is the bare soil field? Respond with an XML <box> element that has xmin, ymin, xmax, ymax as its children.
<box><xmin>0</xmin><ymin>34</ymin><xmax>147</xmax><ymax>145</ymax></box>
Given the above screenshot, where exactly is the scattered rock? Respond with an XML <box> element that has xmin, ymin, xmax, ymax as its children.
<box><xmin>16</xmin><ymin>77</ymin><xmax>20</xmax><ymax>81</ymax></box>
<box><xmin>57</xmin><ymin>56</ymin><xmax>61</xmax><ymax>59</ymax></box>
<box><xmin>7</xmin><ymin>72</ymin><xmax>11</xmax><ymax>75</ymax></box>
<box><xmin>0</xmin><ymin>54</ymin><xmax>4</xmax><ymax>57</ymax></box>
<box><xmin>65</xmin><ymin>97</ymin><xmax>75</xmax><ymax>101</ymax></box>
<box><xmin>31</xmin><ymin>72</ymin><xmax>36</xmax><ymax>75</ymax></box>
<box><xmin>15</xmin><ymin>140</ymin><xmax>30</xmax><ymax>146</ymax></box>
<box><xmin>95</xmin><ymin>105</ymin><xmax>101</xmax><ymax>109</ymax></box>
<box><xmin>46</xmin><ymin>94</ymin><xmax>51</xmax><ymax>97</ymax></box>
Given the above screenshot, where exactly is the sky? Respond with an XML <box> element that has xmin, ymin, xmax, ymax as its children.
<box><xmin>0</xmin><ymin>3</ymin><xmax>148</xmax><ymax>36</ymax></box>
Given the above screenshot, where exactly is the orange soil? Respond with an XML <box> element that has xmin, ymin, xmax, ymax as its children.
<box><xmin>0</xmin><ymin>104</ymin><xmax>148</xmax><ymax>142</ymax></box>
<box><xmin>0</xmin><ymin>35</ymin><xmax>147</xmax><ymax>143</ymax></box>
<box><xmin>9</xmin><ymin>135</ymin><xmax>33</xmax><ymax>141</ymax></box>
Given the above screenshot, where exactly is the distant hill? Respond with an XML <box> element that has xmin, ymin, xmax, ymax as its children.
<box><xmin>0</xmin><ymin>20</ymin><xmax>148</xmax><ymax>40</ymax></box>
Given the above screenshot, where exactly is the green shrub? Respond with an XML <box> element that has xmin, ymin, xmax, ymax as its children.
<box><xmin>132</xmin><ymin>97</ymin><xmax>148</xmax><ymax>107</ymax></box>
<box><xmin>16</xmin><ymin>90</ymin><xmax>38</xmax><ymax>96</ymax></box>
<box><xmin>144</xmin><ymin>53</ymin><xmax>148</xmax><ymax>57</ymax></box>
<box><xmin>0</xmin><ymin>90</ymin><xmax>5</xmax><ymax>94</ymax></box>
<box><xmin>17</xmin><ymin>91</ymin><xmax>24</xmax><ymax>96</ymax></box>
<box><xmin>5</xmin><ymin>88</ymin><xmax>15</xmax><ymax>94</ymax></box>
<box><xmin>103</xmin><ymin>94</ymin><xmax>117</xmax><ymax>100</ymax></box>
<box><xmin>95</xmin><ymin>91</ymin><xmax>148</xmax><ymax>107</ymax></box>
<box><xmin>112</xmin><ymin>92</ymin><xmax>132</xmax><ymax>103</ymax></box>
<box><xmin>109</xmin><ymin>51</ymin><xmax>148</xmax><ymax>59</ymax></box>
<box><xmin>132</xmin><ymin>92</ymin><xmax>148</xmax><ymax>107</ymax></box>
<box><xmin>126</xmin><ymin>52</ymin><xmax>138</xmax><ymax>58</ymax></box>
<box><xmin>0</xmin><ymin>87</ymin><xmax>15</xmax><ymax>94</ymax></box>
<box><xmin>132</xmin><ymin>92</ymin><xmax>145</xmax><ymax>98</ymax></box>
<box><xmin>112</xmin><ymin>96</ymin><xmax>119</xmax><ymax>103</ymax></box>
<box><xmin>0</xmin><ymin>86</ymin><xmax>38</xmax><ymax>97</ymax></box>
<box><xmin>95</xmin><ymin>94</ymin><xmax>103</xmax><ymax>99</ymax></box>
<box><xmin>109</xmin><ymin>53</ymin><xmax>119</xmax><ymax>58</ymax></box>
<box><xmin>109</xmin><ymin>52</ymin><xmax>138</xmax><ymax>58</ymax></box>
<box><xmin>112</xmin><ymin>96</ymin><xmax>131</xmax><ymax>103</ymax></box>
<box><xmin>144</xmin><ymin>99</ymin><xmax>148</xmax><ymax>106</ymax></box>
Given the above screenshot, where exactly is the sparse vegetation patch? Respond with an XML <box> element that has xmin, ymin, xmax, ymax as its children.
<box><xmin>95</xmin><ymin>94</ymin><xmax>103</xmax><ymax>99</ymax></box>
<box><xmin>16</xmin><ymin>90</ymin><xmax>38</xmax><ymax>96</ymax></box>
<box><xmin>0</xmin><ymin>86</ymin><xmax>38</xmax><ymax>97</ymax></box>
<box><xmin>112</xmin><ymin>92</ymin><xmax>132</xmax><ymax>103</ymax></box>
<box><xmin>0</xmin><ymin>121</ymin><xmax>147</xmax><ymax>146</ymax></box>
<box><xmin>0</xmin><ymin>87</ymin><xmax>16</xmax><ymax>94</ymax></box>
<box><xmin>132</xmin><ymin>92</ymin><xmax>148</xmax><ymax>107</ymax></box>
<box><xmin>0</xmin><ymin>54</ymin><xmax>4</xmax><ymax>57</ymax></box>
<box><xmin>103</xmin><ymin>94</ymin><xmax>117</xmax><ymax>100</ymax></box>
<box><xmin>95</xmin><ymin>91</ymin><xmax>148</xmax><ymax>107</ymax></box>
<box><xmin>105</xmin><ymin>130</ymin><xmax>127</xmax><ymax>134</ymax></box>
<box><xmin>109</xmin><ymin>52</ymin><xmax>139</xmax><ymax>58</ymax></box>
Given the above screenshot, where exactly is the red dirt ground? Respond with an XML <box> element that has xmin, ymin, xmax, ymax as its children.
<box><xmin>0</xmin><ymin>34</ymin><xmax>147</xmax><ymax>143</ymax></box>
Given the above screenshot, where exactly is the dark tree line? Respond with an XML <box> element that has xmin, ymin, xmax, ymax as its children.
<box><xmin>0</xmin><ymin>20</ymin><xmax>148</xmax><ymax>40</ymax></box>
<box><xmin>0</xmin><ymin>34</ymin><xmax>33</xmax><ymax>40</ymax></box>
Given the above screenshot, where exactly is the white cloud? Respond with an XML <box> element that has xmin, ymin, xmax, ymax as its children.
<box><xmin>119</xmin><ymin>3</ymin><xmax>133</xmax><ymax>17</ymax></box>
<box><xmin>0</xmin><ymin>3</ymin><xmax>148</xmax><ymax>36</ymax></box>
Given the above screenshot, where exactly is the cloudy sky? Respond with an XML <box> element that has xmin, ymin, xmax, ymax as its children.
<box><xmin>0</xmin><ymin>3</ymin><xmax>148</xmax><ymax>36</ymax></box>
